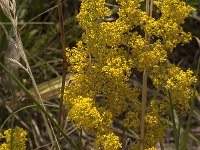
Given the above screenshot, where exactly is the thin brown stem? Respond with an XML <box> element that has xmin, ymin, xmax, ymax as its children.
<box><xmin>140</xmin><ymin>69</ymin><xmax>148</xmax><ymax>150</ymax></box>
<box><xmin>150</xmin><ymin>0</ymin><xmax>153</xmax><ymax>17</ymax></box>
<box><xmin>140</xmin><ymin>0</ymin><xmax>151</xmax><ymax>149</ymax></box>
<box><xmin>160</xmin><ymin>141</ymin><xmax>165</xmax><ymax>150</ymax></box>
<box><xmin>57</xmin><ymin>0</ymin><xmax>67</xmax><ymax>134</ymax></box>
<box><xmin>146</xmin><ymin>0</ymin><xmax>150</xmax><ymax>15</ymax></box>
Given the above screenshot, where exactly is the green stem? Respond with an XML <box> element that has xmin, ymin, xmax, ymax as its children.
<box><xmin>79</xmin><ymin>129</ymin><xmax>83</xmax><ymax>150</ymax></box>
<box><xmin>168</xmin><ymin>90</ymin><xmax>179</xmax><ymax>150</ymax></box>
<box><xmin>177</xmin><ymin>119</ymin><xmax>181</xmax><ymax>146</ymax></box>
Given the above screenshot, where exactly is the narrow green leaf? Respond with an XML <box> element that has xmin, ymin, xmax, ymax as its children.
<box><xmin>168</xmin><ymin>90</ymin><xmax>179</xmax><ymax>150</ymax></box>
<box><xmin>0</xmin><ymin>104</ymin><xmax>58</xmax><ymax>130</ymax></box>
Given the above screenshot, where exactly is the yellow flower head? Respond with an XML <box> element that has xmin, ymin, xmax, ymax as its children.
<box><xmin>0</xmin><ymin>127</ymin><xmax>27</xmax><ymax>150</ymax></box>
<box><xmin>96</xmin><ymin>132</ymin><xmax>122</xmax><ymax>150</ymax></box>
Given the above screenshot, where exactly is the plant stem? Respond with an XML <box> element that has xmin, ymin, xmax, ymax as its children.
<box><xmin>160</xmin><ymin>141</ymin><xmax>165</xmax><ymax>150</ymax></box>
<box><xmin>57</xmin><ymin>0</ymin><xmax>68</xmax><ymax>131</ymax></box>
<box><xmin>57</xmin><ymin>0</ymin><xmax>68</xmax><ymax>148</ymax></box>
<box><xmin>168</xmin><ymin>90</ymin><xmax>179</xmax><ymax>150</ymax></box>
<box><xmin>140</xmin><ymin>69</ymin><xmax>148</xmax><ymax>150</ymax></box>
<box><xmin>140</xmin><ymin>0</ymin><xmax>152</xmax><ymax>149</ymax></box>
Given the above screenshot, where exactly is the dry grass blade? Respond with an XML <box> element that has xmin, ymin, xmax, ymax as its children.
<box><xmin>0</xmin><ymin>0</ymin><xmax>12</xmax><ymax>19</ymax></box>
<box><xmin>20</xmin><ymin>5</ymin><xmax>58</xmax><ymax>31</ymax></box>
<box><xmin>5</xmin><ymin>105</ymin><xmax>31</xmax><ymax>131</ymax></box>
<box><xmin>8</xmin><ymin>58</ymin><xmax>28</xmax><ymax>73</ymax></box>
<box><xmin>194</xmin><ymin>36</ymin><xmax>200</xmax><ymax>47</ymax></box>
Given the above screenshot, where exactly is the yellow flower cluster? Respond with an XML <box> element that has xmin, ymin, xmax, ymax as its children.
<box><xmin>102</xmin><ymin>55</ymin><xmax>133</xmax><ymax>79</ymax></box>
<box><xmin>96</xmin><ymin>132</ymin><xmax>122</xmax><ymax>150</ymax></box>
<box><xmin>143</xmin><ymin>112</ymin><xmax>167</xmax><ymax>148</ymax></box>
<box><xmin>117</xmin><ymin>0</ymin><xmax>147</xmax><ymax>27</ymax></box>
<box><xmin>124</xmin><ymin>111</ymin><xmax>140</xmax><ymax>129</ymax></box>
<box><xmin>127</xmin><ymin>100</ymin><xmax>168</xmax><ymax>149</ymax></box>
<box><xmin>0</xmin><ymin>127</ymin><xmax>27</xmax><ymax>150</ymax></box>
<box><xmin>76</xmin><ymin>0</ymin><xmax>111</xmax><ymax>29</ymax></box>
<box><xmin>67</xmin><ymin>96</ymin><xmax>113</xmax><ymax>132</ymax></box>
<box><xmin>150</xmin><ymin>64</ymin><xmax>197</xmax><ymax>115</ymax></box>
<box><xmin>144</xmin><ymin>0</ymin><xmax>194</xmax><ymax>50</ymax></box>
<box><xmin>64</xmin><ymin>0</ymin><xmax>196</xmax><ymax>149</ymax></box>
<box><xmin>145</xmin><ymin>147</ymin><xmax>157</xmax><ymax>150</ymax></box>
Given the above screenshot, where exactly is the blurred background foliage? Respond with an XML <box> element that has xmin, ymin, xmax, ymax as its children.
<box><xmin>0</xmin><ymin>0</ymin><xmax>200</xmax><ymax>149</ymax></box>
<box><xmin>0</xmin><ymin>0</ymin><xmax>82</xmax><ymax>83</ymax></box>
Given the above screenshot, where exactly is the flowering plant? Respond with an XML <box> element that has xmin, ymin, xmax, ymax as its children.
<box><xmin>64</xmin><ymin>0</ymin><xmax>197</xmax><ymax>149</ymax></box>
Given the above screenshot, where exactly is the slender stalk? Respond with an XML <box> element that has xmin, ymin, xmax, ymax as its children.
<box><xmin>159</xmin><ymin>141</ymin><xmax>164</xmax><ymax>150</ymax></box>
<box><xmin>150</xmin><ymin>0</ymin><xmax>154</xmax><ymax>17</ymax></box>
<box><xmin>168</xmin><ymin>90</ymin><xmax>179</xmax><ymax>150</ymax></box>
<box><xmin>177</xmin><ymin>119</ymin><xmax>181</xmax><ymax>146</ymax></box>
<box><xmin>140</xmin><ymin>70</ymin><xmax>148</xmax><ymax>150</ymax></box>
<box><xmin>79</xmin><ymin>129</ymin><xmax>83</xmax><ymax>150</ymax></box>
<box><xmin>140</xmin><ymin>0</ymin><xmax>152</xmax><ymax>149</ymax></box>
<box><xmin>57</xmin><ymin>1</ymin><xmax>68</xmax><ymax>148</ymax></box>
<box><xmin>146</xmin><ymin>0</ymin><xmax>150</xmax><ymax>16</ymax></box>
<box><xmin>10</xmin><ymin>89</ymin><xmax>15</xmax><ymax>150</ymax></box>
<box><xmin>57</xmin><ymin>0</ymin><xmax>67</xmax><ymax>130</ymax></box>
